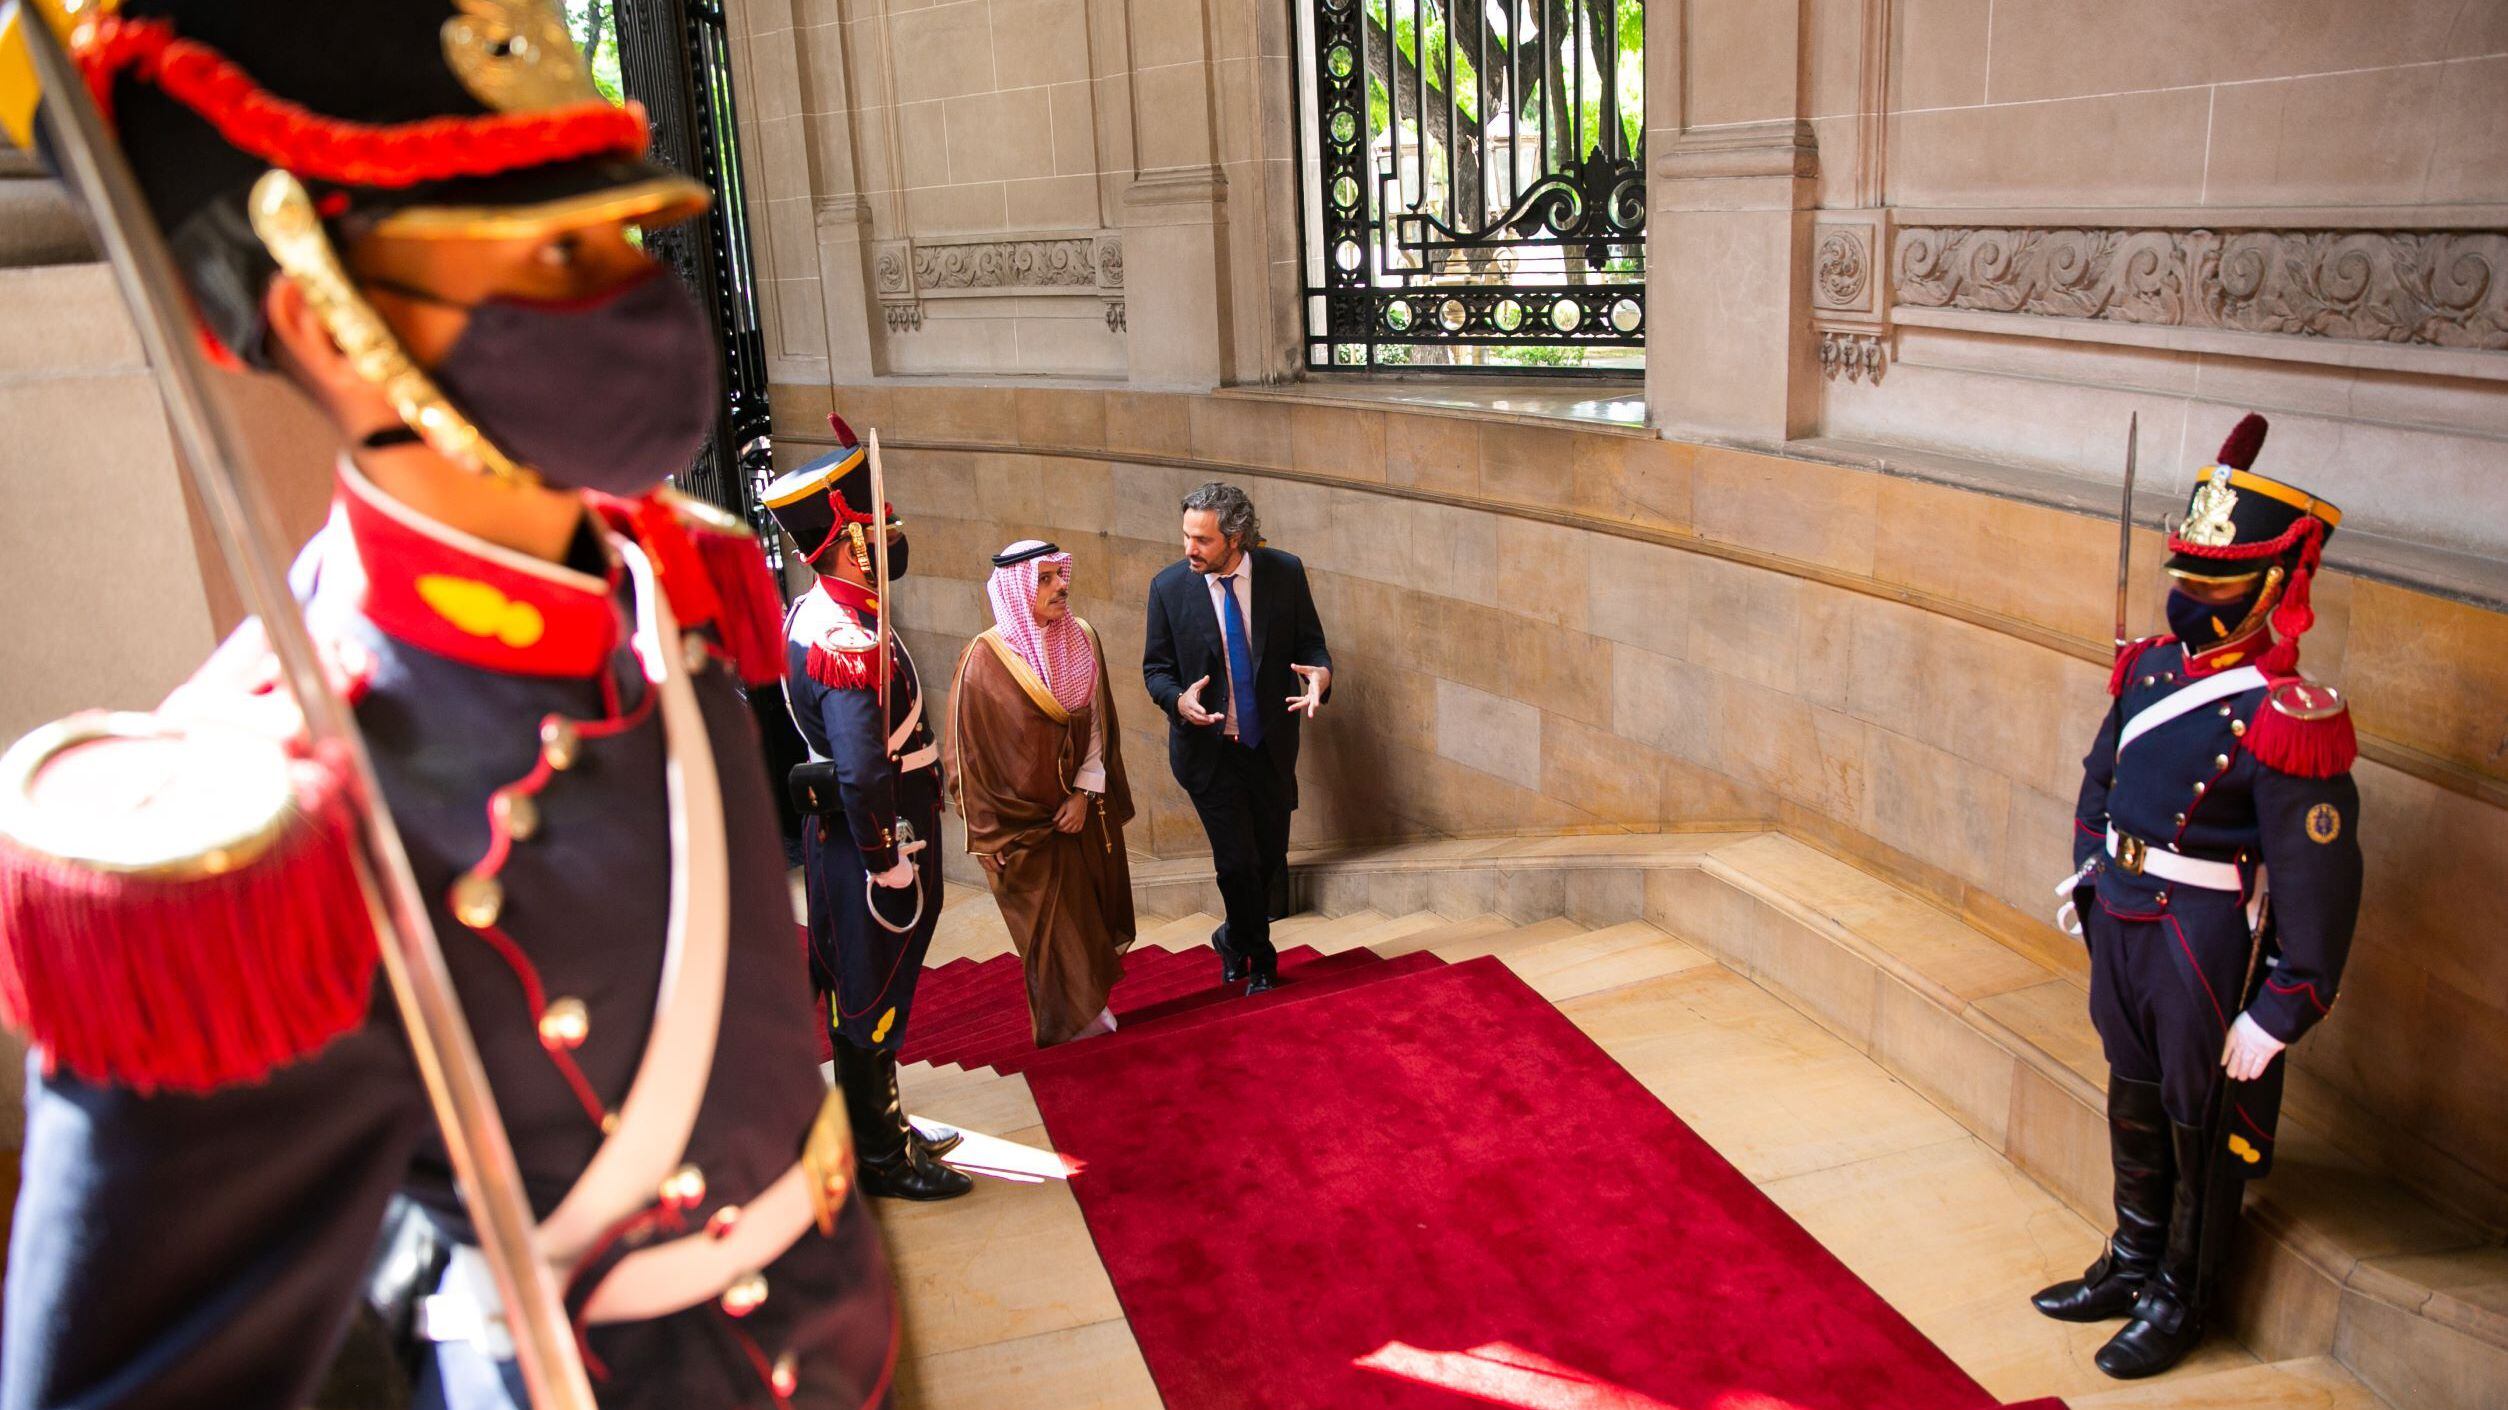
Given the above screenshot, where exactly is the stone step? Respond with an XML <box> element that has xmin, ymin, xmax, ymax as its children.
<box><xmin>0</xmin><ymin>171</ymin><xmax>90</xmax><ymax>268</ymax></box>
<box><xmin>0</xmin><ymin>263</ymin><xmax>140</xmax><ymax>378</ymax></box>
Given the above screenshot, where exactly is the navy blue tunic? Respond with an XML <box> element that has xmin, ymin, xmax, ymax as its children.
<box><xmin>782</xmin><ymin>580</ymin><xmax>943</xmax><ymax>1053</ymax></box>
<box><xmin>3</xmin><ymin>498</ymin><xmax>896</xmax><ymax>1410</ymax></box>
<box><xmin>2070</xmin><ymin>639</ymin><xmax>2363</xmax><ymax>1173</ymax></box>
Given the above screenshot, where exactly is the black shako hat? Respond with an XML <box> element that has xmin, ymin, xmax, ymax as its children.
<box><xmin>761</xmin><ymin>413</ymin><xmax>901</xmax><ymax>565</ymax></box>
<box><xmin>2164</xmin><ymin>414</ymin><xmax>2343</xmax><ymax>580</ymax></box>
<box><xmin>74</xmin><ymin>0</ymin><xmax>704</xmax><ymax>363</ymax></box>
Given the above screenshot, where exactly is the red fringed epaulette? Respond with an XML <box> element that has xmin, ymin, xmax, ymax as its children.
<box><xmin>0</xmin><ymin>713</ymin><xmax>379</xmax><ymax>1094</ymax></box>
<box><xmin>2246</xmin><ymin>678</ymin><xmax>2357</xmax><ymax>778</ymax></box>
<box><xmin>589</xmin><ymin>492</ymin><xmax>790</xmax><ymax>687</ymax></box>
<box><xmin>660</xmin><ymin>492</ymin><xmax>788</xmax><ymax>687</ymax></box>
<box><xmin>2109</xmin><ymin>635</ymin><xmax>2174</xmax><ymax>697</ymax></box>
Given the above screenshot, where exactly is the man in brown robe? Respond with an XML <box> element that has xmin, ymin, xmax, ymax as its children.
<box><xmin>946</xmin><ymin>541</ymin><xmax>1138</xmax><ymax>1045</ymax></box>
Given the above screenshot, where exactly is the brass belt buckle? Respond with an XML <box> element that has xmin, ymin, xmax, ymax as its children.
<box><xmin>2115</xmin><ymin>833</ymin><xmax>2148</xmax><ymax>875</ymax></box>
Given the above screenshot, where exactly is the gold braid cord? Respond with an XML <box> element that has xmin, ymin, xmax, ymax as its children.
<box><xmin>246</xmin><ymin>169</ymin><xmax>537</xmax><ymax>487</ymax></box>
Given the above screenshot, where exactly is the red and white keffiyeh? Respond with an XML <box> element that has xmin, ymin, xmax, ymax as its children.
<box><xmin>987</xmin><ymin>542</ymin><xmax>1097</xmax><ymax>712</ymax></box>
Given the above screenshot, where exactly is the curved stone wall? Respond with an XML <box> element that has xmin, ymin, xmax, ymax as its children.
<box><xmin>778</xmin><ymin>381</ymin><xmax>2508</xmax><ymax>1230</ymax></box>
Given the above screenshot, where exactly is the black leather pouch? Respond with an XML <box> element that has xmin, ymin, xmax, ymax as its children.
<box><xmin>788</xmin><ymin>759</ymin><xmax>842</xmax><ymax>816</ymax></box>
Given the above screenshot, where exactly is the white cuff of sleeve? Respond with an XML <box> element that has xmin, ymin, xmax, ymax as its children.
<box><xmin>1073</xmin><ymin>764</ymin><xmax>1107</xmax><ymax>793</ymax></box>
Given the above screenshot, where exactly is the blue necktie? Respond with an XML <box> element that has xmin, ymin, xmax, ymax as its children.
<box><xmin>1218</xmin><ymin>573</ymin><xmax>1262</xmax><ymax>750</ymax></box>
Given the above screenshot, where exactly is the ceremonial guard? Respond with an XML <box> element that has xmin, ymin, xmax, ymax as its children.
<box><xmin>0</xmin><ymin>3</ymin><xmax>897</xmax><ymax>1406</ymax></box>
<box><xmin>764</xmin><ymin>425</ymin><xmax>969</xmax><ymax>1202</ymax></box>
<box><xmin>2034</xmin><ymin>415</ymin><xmax>2363</xmax><ymax>1379</ymax></box>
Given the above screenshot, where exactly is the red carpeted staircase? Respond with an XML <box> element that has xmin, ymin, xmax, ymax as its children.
<box><xmin>899</xmin><ymin>939</ymin><xmax>1442</xmax><ymax>1077</ymax></box>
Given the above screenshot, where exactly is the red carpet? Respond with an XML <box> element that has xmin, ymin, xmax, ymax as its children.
<box><xmin>1025</xmin><ymin>956</ymin><xmax>2046</xmax><ymax>1410</ymax></box>
<box><xmin>896</xmin><ymin>939</ymin><xmax>1424</xmax><ymax>1076</ymax></box>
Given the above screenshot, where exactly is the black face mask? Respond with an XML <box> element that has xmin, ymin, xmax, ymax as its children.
<box><xmin>847</xmin><ymin>531</ymin><xmax>909</xmax><ymax>582</ymax></box>
<box><xmin>377</xmin><ymin>266</ymin><xmax>720</xmax><ymax>496</ymax></box>
<box><xmin>2167</xmin><ymin>582</ymin><xmax>2265</xmax><ymax>648</ymax></box>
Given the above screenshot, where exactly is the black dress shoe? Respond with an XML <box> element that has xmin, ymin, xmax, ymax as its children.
<box><xmin>1244</xmin><ymin>962</ymin><xmax>1279</xmax><ymax>996</ymax></box>
<box><xmin>2033</xmin><ymin>1243</ymin><xmax>2150</xmax><ymax>1323</ymax></box>
<box><xmin>1212</xmin><ymin>923</ymin><xmax>1249</xmax><ymax>984</ymax></box>
<box><xmin>913</xmin><ymin>1123</ymin><xmax>965</xmax><ymax>1159</ymax></box>
<box><xmin>2094</xmin><ymin>1284</ymin><xmax>2204</xmax><ymax>1379</ymax></box>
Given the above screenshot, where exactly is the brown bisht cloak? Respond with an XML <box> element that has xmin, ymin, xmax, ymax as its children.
<box><xmin>945</xmin><ymin>620</ymin><xmax>1137</xmax><ymax>1046</ymax></box>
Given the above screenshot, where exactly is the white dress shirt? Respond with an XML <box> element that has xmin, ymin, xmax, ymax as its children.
<box><xmin>1203</xmin><ymin>556</ymin><xmax>1255</xmax><ymax>739</ymax></box>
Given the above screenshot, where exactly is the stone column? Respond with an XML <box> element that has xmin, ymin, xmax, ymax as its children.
<box><xmin>1120</xmin><ymin>165</ymin><xmax>1233</xmax><ymax>389</ymax></box>
<box><xmin>813</xmin><ymin>195</ymin><xmax>881</xmax><ymax>385</ymax></box>
<box><xmin>1644</xmin><ymin>0</ymin><xmax>1819</xmax><ymax>446</ymax></box>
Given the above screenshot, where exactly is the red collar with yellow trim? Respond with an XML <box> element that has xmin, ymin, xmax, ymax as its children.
<box><xmin>337</xmin><ymin>465</ymin><xmax>624</xmax><ymax>678</ymax></box>
<box><xmin>2183</xmin><ymin>627</ymin><xmax>2272</xmax><ymax>678</ymax></box>
<box><xmin>814</xmin><ymin>575</ymin><xmax>882</xmax><ymax>622</ymax></box>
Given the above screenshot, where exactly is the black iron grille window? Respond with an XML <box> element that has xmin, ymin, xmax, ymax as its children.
<box><xmin>1298</xmin><ymin>0</ymin><xmax>1646</xmax><ymax>372</ymax></box>
<box><xmin>603</xmin><ymin>0</ymin><xmax>777</xmax><ymax>540</ymax></box>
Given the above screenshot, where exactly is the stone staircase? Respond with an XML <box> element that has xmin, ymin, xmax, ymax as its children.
<box><xmin>892</xmin><ymin>838</ymin><xmax>2500</xmax><ymax>1409</ymax></box>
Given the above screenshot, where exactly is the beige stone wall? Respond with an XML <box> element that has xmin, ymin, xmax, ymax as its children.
<box><xmin>734</xmin><ymin>0</ymin><xmax>1297</xmax><ymax>384</ymax></box>
<box><xmin>1785</xmin><ymin>0</ymin><xmax>2508</xmax><ymax>557</ymax></box>
<box><xmin>782</xmin><ymin>380</ymin><xmax>2508</xmax><ymax>1229</ymax></box>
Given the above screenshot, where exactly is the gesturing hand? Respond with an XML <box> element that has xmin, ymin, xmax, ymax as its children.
<box><xmin>1285</xmin><ymin>664</ymin><xmax>1330</xmax><ymax>718</ymax></box>
<box><xmin>2220</xmin><ymin>1012</ymin><xmax>2286</xmax><ymax>1082</ymax></box>
<box><xmin>1177</xmin><ymin>674</ymin><xmax>1222</xmax><ymax>727</ymax></box>
<box><xmin>1054</xmin><ymin>791</ymin><xmax>1091</xmax><ymax>834</ymax></box>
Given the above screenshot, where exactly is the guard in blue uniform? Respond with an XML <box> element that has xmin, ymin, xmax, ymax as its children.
<box><xmin>763</xmin><ymin>428</ymin><xmax>968</xmax><ymax>1202</ymax></box>
<box><xmin>0</xmin><ymin>4</ymin><xmax>897</xmax><ymax>1407</ymax></box>
<box><xmin>2033</xmin><ymin>415</ymin><xmax>2363</xmax><ymax>1379</ymax></box>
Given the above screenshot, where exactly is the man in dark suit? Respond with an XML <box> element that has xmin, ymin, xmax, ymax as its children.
<box><xmin>1142</xmin><ymin>483</ymin><xmax>1334</xmax><ymax>994</ymax></box>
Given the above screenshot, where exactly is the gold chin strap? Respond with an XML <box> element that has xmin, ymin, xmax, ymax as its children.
<box><xmin>246</xmin><ymin>169</ymin><xmax>537</xmax><ymax>488</ymax></box>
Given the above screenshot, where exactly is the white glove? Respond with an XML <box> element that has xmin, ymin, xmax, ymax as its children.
<box><xmin>2221</xmin><ymin>1013</ymin><xmax>2286</xmax><ymax>1082</ymax></box>
<box><xmin>2052</xmin><ymin>862</ymin><xmax>2094</xmax><ymax>938</ymax></box>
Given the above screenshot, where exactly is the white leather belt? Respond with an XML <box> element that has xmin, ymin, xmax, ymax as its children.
<box><xmin>897</xmin><ymin>742</ymin><xmax>938</xmax><ymax>773</ymax></box>
<box><xmin>418</xmin><ymin>1158</ymin><xmax>819</xmax><ymax>1349</ymax></box>
<box><xmin>2107</xmin><ymin>826</ymin><xmax>2242</xmax><ymax>892</ymax></box>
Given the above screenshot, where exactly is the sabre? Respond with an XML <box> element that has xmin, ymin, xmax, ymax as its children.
<box><xmin>2114</xmin><ymin>412</ymin><xmax>2140</xmax><ymax>648</ymax></box>
<box><xmin>9</xmin><ymin>9</ymin><xmax>593</xmax><ymax>1404</ymax></box>
<box><xmin>868</xmin><ymin>428</ymin><xmax>895</xmax><ymax>753</ymax></box>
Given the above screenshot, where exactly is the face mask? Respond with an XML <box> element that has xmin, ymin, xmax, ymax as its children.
<box><xmin>2167</xmin><ymin>583</ymin><xmax>2262</xmax><ymax>648</ymax></box>
<box><xmin>379</xmin><ymin>266</ymin><xmax>720</xmax><ymax>496</ymax></box>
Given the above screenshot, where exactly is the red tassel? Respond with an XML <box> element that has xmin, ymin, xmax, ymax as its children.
<box><xmin>807</xmin><ymin>643</ymin><xmax>877</xmax><ymax>691</ymax></box>
<box><xmin>2110</xmin><ymin>635</ymin><xmax>2173</xmax><ymax>697</ymax></box>
<box><xmin>0</xmin><ymin>761</ymin><xmax>378</xmax><ymax>1094</ymax></box>
<box><xmin>2246</xmin><ymin>690</ymin><xmax>2357</xmax><ymax>779</ymax></box>
<box><xmin>2215</xmin><ymin>413</ymin><xmax>2269</xmax><ymax>470</ymax></box>
<box><xmin>681</xmin><ymin>519</ymin><xmax>789</xmax><ymax>687</ymax></box>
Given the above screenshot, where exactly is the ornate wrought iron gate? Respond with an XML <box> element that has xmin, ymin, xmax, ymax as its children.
<box><xmin>1300</xmin><ymin>0</ymin><xmax>1645</xmax><ymax>371</ymax></box>
<box><xmin>613</xmin><ymin>0</ymin><xmax>774</xmax><ymax>527</ymax></box>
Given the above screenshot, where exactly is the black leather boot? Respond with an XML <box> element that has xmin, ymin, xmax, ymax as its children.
<box><xmin>2096</xmin><ymin>1119</ymin><xmax>2243</xmax><ymax>1378</ymax></box>
<box><xmin>836</xmin><ymin>1042</ymin><xmax>972</xmax><ymax>1202</ymax></box>
<box><xmin>1212</xmin><ymin>923</ymin><xmax>1249</xmax><ymax>984</ymax></box>
<box><xmin>2034</xmin><ymin>1077</ymin><xmax>2171</xmax><ymax>1322</ymax></box>
<box><xmin>914</xmin><ymin>1124</ymin><xmax>965</xmax><ymax>1159</ymax></box>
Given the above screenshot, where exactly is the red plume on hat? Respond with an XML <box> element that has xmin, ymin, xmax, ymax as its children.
<box><xmin>2215</xmin><ymin>413</ymin><xmax>2268</xmax><ymax>471</ymax></box>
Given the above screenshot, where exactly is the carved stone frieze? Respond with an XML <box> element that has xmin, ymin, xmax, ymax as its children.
<box><xmin>1894</xmin><ymin>226</ymin><xmax>2508</xmax><ymax>351</ymax></box>
<box><xmin>913</xmin><ymin>237</ymin><xmax>1097</xmax><ymax>292</ymax></box>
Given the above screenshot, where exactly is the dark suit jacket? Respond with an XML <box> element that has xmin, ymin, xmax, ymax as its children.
<box><xmin>1141</xmin><ymin>546</ymin><xmax>1334</xmax><ymax>801</ymax></box>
